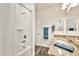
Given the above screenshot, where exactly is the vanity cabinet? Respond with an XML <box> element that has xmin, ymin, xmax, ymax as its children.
<box><xmin>49</xmin><ymin>31</ymin><xmax>79</xmax><ymax>56</ymax></box>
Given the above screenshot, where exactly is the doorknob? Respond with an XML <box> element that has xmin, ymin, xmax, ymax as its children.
<box><xmin>24</xmin><ymin>35</ymin><xmax>27</xmax><ymax>39</ymax></box>
<box><xmin>21</xmin><ymin>40</ymin><xmax>26</xmax><ymax>43</ymax></box>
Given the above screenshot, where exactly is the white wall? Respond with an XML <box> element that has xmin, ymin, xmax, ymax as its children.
<box><xmin>31</xmin><ymin>4</ymin><xmax>35</xmax><ymax>55</ymax></box>
<box><xmin>35</xmin><ymin>4</ymin><xmax>79</xmax><ymax>47</ymax></box>
<box><xmin>10</xmin><ymin>3</ymin><xmax>34</xmax><ymax>56</ymax></box>
<box><xmin>0</xmin><ymin>4</ymin><xmax>15</xmax><ymax>55</ymax></box>
<box><xmin>0</xmin><ymin>4</ymin><xmax>6</xmax><ymax>55</ymax></box>
<box><xmin>0</xmin><ymin>3</ymin><xmax>35</xmax><ymax>56</ymax></box>
<box><xmin>14</xmin><ymin>3</ymin><xmax>33</xmax><ymax>56</ymax></box>
<box><xmin>0</xmin><ymin>3</ymin><xmax>19</xmax><ymax>56</ymax></box>
<box><xmin>22</xmin><ymin>3</ymin><xmax>35</xmax><ymax>56</ymax></box>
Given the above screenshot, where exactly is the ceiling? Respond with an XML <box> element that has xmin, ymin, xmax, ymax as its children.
<box><xmin>36</xmin><ymin>3</ymin><xmax>61</xmax><ymax>11</ymax></box>
<box><xmin>36</xmin><ymin>3</ymin><xmax>79</xmax><ymax>13</ymax></box>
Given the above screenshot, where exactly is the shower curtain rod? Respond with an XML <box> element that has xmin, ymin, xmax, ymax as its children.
<box><xmin>19</xmin><ymin>3</ymin><xmax>32</xmax><ymax>13</ymax></box>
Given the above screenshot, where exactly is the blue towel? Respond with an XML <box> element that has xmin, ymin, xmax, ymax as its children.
<box><xmin>54</xmin><ymin>43</ymin><xmax>75</xmax><ymax>53</ymax></box>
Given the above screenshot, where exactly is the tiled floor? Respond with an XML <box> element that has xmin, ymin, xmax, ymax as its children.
<box><xmin>35</xmin><ymin>45</ymin><xmax>49</xmax><ymax>56</ymax></box>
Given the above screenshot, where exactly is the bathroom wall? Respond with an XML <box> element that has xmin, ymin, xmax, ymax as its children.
<box><xmin>0</xmin><ymin>3</ymin><xmax>19</xmax><ymax>55</ymax></box>
<box><xmin>22</xmin><ymin>3</ymin><xmax>35</xmax><ymax>56</ymax></box>
<box><xmin>0</xmin><ymin>4</ymin><xmax>6</xmax><ymax>55</ymax></box>
<box><xmin>35</xmin><ymin>3</ymin><xmax>79</xmax><ymax>47</ymax></box>
<box><xmin>0</xmin><ymin>3</ymin><xmax>35</xmax><ymax>56</ymax></box>
<box><xmin>14</xmin><ymin>3</ymin><xmax>34</xmax><ymax>56</ymax></box>
<box><xmin>0</xmin><ymin>4</ymin><xmax>14</xmax><ymax>55</ymax></box>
